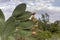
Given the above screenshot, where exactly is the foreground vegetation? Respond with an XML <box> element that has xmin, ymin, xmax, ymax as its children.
<box><xmin>0</xmin><ymin>3</ymin><xmax>60</xmax><ymax>40</ymax></box>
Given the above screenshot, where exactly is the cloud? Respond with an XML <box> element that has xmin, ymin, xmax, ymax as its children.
<box><xmin>0</xmin><ymin>0</ymin><xmax>60</xmax><ymax>22</ymax></box>
<box><xmin>0</xmin><ymin>0</ymin><xmax>22</xmax><ymax>20</ymax></box>
<box><xmin>0</xmin><ymin>0</ymin><xmax>10</xmax><ymax>3</ymax></box>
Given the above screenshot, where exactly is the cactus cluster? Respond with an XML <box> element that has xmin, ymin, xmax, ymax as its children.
<box><xmin>0</xmin><ymin>3</ymin><xmax>35</xmax><ymax>40</ymax></box>
<box><xmin>0</xmin><ymin>3</ymin><xmax>60</xmax><ymax>40</ymax></box>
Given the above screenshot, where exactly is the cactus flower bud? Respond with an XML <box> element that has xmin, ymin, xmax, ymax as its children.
<box><xmin>32</xmin><ymin>31</ymin><xmax>36</xmax><ymax>35</ymax></box>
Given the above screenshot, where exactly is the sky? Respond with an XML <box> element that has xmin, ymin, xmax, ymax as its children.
<box><xmin>0</xmin><ymin>0</ymin><xmax>60</xmax><ymax>22</ymax></box>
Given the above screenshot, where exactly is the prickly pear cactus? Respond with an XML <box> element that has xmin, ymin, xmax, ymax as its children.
<box><xmin>0</xmin><ymin>3</ymin><xmax>52</xmax><ymax>40</ymax></box>
<box><xmin>0</xmin><ymin>9</ymin><xmax>5</xmax><ymax>35</ymax></box>
<box><xmin>0</xmin><ymin>3</ymin><xmax>35</xmax><ymax>40</ymax></box>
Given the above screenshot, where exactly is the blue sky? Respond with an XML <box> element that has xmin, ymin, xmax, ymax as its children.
<box><xmin>0</xmin><ymin>0</ymin><xmax>60</xmax><ymax>22</ymax></box>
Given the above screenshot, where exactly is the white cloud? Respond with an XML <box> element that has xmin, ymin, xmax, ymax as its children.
<box><xmin>0</xmin><ymin>0</ymin><xmax>60</xmax><ymax>22</ymax></box>
<box><xmin>0</xmin><ymin>0</ymin><xmax>23</xmax><ymax>20</ymax></box>
<box><xmin>48</xmin><ymin>6</ymin><xmax>60</xmax><ymax>12</ymax></box>
<box><xmin>0</xmin><ymin>7</ymin><xmax>5</xmax><ymax>9</ymax></box>
<box><xmin>25</xmin><ymin>0</ymin><xmax>53</xmax><ymax>11</ymax></box>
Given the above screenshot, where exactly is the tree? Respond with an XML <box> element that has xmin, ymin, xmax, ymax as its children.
<box><xmin>41</xmin><ymin>13</ymin><xmax>50</xmax><ymax>31</ymax></box>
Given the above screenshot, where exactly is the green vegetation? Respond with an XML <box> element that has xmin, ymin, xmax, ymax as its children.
<box><xmin>0</xmin><ymin>3</ymin><xmax>60</xmax><ymax>40</ymax></box>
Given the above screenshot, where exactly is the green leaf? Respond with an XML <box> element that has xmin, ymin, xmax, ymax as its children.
<box><xmin>18</xmin><ymin>21</ymin><xmax>34</xmax><ymax>30</ymax></box>
<box><xmin>0</xmin><ymin>9</ymin><xmax>5</xmax><ymax>20</ymax></box>
<box><xmin>12</xmin><ymin>3</ymin><xmax>26</xmax><ymax>17</ymax></box>
<box><xmin>16</xmin><ymin>11</ymin><xmax>31</xmax><ymax>21</ymax></box>
<box><xmin>4</xmin><ymin>17</ymin><xmax>16</xmax><ymax>36</ymax></box>
<box><xmin>16</xmin><ymin>29</ymin><xmax>32</xmax><ymax>37</ymax></box>
<box><xmin>0</xmin><ymin>9</ymin><xmax>5</xmax><ymax>35</ymax></box>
